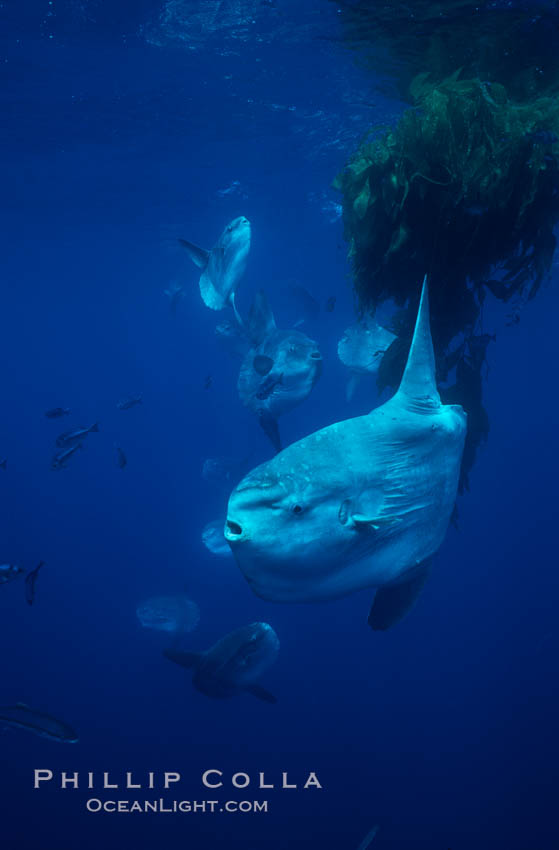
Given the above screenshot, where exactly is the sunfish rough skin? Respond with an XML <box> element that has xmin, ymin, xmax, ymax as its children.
<box><xmin>225</xmin><ymin>278</ymin><xmax>467</xmax><ymax>629</ymax></box>
<box><xmin>163</xmin><ymin>622</ymin><xmax>279</xmax><ymax>703</ymax></box>
<box><xmin>338</xmin><ymin>316</ymin><xmax>396</xmax><ymax>400</ymax></box>
<box><xmin>180</xmin><ymin>217</ymin><xmax>251</xmax><ymax>323</ymax></box>
<box><xmin>238</xmin><ymin>291</ymin><xmax>322</xmax><ymax>452</ymax></box>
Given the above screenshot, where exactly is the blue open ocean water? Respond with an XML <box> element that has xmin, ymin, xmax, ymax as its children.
<box><xmin>1</xmin><ymin>2</ymin><xmax>558</xmax><ymax>848</ymax></box>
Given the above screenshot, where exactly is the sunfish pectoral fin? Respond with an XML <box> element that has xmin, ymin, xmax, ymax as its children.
<box><xmin>258</xmin><ymin>412</ymin><xmax>282</xmax><ymax>453</ymax></box>
<box><xmin>178</xmin><ymin>238</ymin><xmax>210</xmax><ymax>270</ymax></box>
<box><xmin>395</xmin><ymin>275</ymin><xmax>440</xmax><ymax>411</ymax></box>
<box><xmin>368</xmin><ymin>559</ymin><xmax>432</xmax><ymax>631</ymax></box>
<box><xmin>352</xmin><ymin>513</ymin><xmax>382</xmax><ymax>530</ymax></box>
<box><xmin>163</xmin><ymin>648</ymin><xmax>202</xmax><ymax>669</ymax></box>
<box><xmin>243</xmin><ymin>683</ymin><xmax>277</xmax><ymax>704</ymax></box>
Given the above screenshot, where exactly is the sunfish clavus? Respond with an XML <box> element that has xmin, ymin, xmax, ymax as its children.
<box><xmin>225</xmin><ymin>278</ymin><xmax>467</xmax><ymax>630</ymax></box>
<box><xmin>180</xmin><ymin>216</ymin><xmax>251</xmax><ymax>324</ymax></box>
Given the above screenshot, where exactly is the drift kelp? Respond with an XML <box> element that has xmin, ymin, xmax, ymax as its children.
<box><xmin>336</xmin><ymin>77</ymin><xmax>559</xmax><ymax>319</ymax></box>
<box><xmin>334</xmin><ymin>74</ymin><xmax>559</xmax><ymax>487</ymax></box>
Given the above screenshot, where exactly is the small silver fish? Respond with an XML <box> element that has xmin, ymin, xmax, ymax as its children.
<box><xmin>117</xmin><ymin>395</ymin><xmax>142</xmax><ymax>411</ymax></box>
<box><xmin>0</xmin><ymin>703</ymin><xmax>78</xmax><ymax>743</ymax></box>
<box><xmin>44</xmin><ymin>407</ymin><xmax>70</xmax><ymax>419</ymax></box>
<box><xmin>51</xmin><ymin>442</ymin><xmax>83</xmax><ymax>470</ymax></box>
<box><xmin>56</xmin><ymin>422</ymin><xmax>99</xmax><ymax>447</ymax></box>
<box><xmin>25</xmin><ymin>561</ymin><xmax>45</xmax><ymax>606</ymax></box>
<box><xmin>115</xmin><ymin>443</ymin><xmax>127</xmax><ymax>469</ymax></box>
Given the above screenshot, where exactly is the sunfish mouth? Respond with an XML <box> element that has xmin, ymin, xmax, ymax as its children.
<box><xmin>224</xmin><ymin>519</ymin><xmax>246</xmax><ymax>543</ymax></box>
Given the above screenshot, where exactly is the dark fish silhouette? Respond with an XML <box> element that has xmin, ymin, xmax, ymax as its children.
<box><xmin>0</xmin><ymin>564</ymin><xmax>24</xmax><ymax>586</ymax></box>
<box><xmin>325</xmin><ymin>296</ymin><xmax>336</xmax><ymax>312</ymax></box>
<box><xmin>0</xmin><ymin>458</ymin><xmax>6</xmax><ymax>470</ymax></box>
<box><xmin>117</xmin><ymin>395</ymin><xmax>142</xmax><ymax>410</ymax></box>
<box><xmin>45</xmin><ymin>407</ymin><xmax>70</xmax><ymax>419</ymax></box>
<box><xmin>0</xmin><ymin>703</ymin><xmax>78</xmax><ymax>743</ymax></box>
<box><xmin>164</xmin><ymin>622</ymin><xmax>279</xmax><ymax>703</ymax></box>
<box><xmin>56</xmin><ymin>422</ymin><xmax>99</xmax><ymax>447</ymax></box>
<box><xmin>115</xmin><ymin>444</ymin><xmax>127</xmax><ymax>469</ymax></box>
<box><xmin>204</xmin><ymin>374</ymin><xmax>213</xmax><ymax>390</ymax></box>
<box><xmin>51</xmin><ymin>442</ymin><xmax>83</xmax><ymax>470</ymax></box>
<box><xmin>25</xmin><ymin>561</ymin><xmax>45</xmax><ymax>606</ymax></box>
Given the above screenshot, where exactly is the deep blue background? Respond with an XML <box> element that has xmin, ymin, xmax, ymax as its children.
<box><xmin>1</xmin><ymin>2</ymin><xmax>558</xmax><ymax>848</ymax></box>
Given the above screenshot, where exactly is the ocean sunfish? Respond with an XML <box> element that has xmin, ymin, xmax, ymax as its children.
<box><xmin>0</xmin><ymin>703</ymin><xmax>78</xmax><ymax>743</ymax></box>
<box><xmin>180</xmin><ymin>216</ymin><xmax>251</xmax><ymax>323</ymax></box>
<box><xmin>0</xmin><ymin>563</ymin><xmax>24</xmax><ymax>585</ymax></box>
<box><xmin>238</xmin><ymin>291</ymin><xmax>322</xmax><ymax>452</ymax></box>
<box><xmin>225</xmin><ymin>278</ymin><xmax>466</xmax><ymax>630</ymax></box>
<box><xmin>136</xmin><ymin>595</ymin><xmax>200</xmax><ymax>634</ymax></box>
<box><xmin>163</xmin><ymin>622</ymin><xmax>279</xmax><ymax>703</ymax></box>
<box><xmin>202</xmin><ymin>519</ymin><xmax>232</xmax><ymax>557</ymax></box>
<box><xmin>338</xmin><ymin>316</ymin><xmax>396</xmax><ymax>400</ymax></box>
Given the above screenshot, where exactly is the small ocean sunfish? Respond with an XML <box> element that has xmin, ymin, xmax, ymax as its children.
<box><xmin>202</xmin><ymin>520</ymin><xmax>232</xmax><ymax>557</ymax></box>
<box><xmin>136</xmin><ymin>595</ymin><xmax>200</xmax><ymax>634</ymax></box>
<box><xmin>163</xmin><ymin>622</ymin><xmax>279</xmax><ymax>703</ymax></box>
<box><xmin>238</xmin><ymin>291</ymin><xmax>322</xmax><ymax>452</ymax></box>
<box><xmin>0</xmin><ymin>564</ymin><xmax>24</xmax><ymax>586</ymax></box>
<box><xmin>338</xmin><ymin>316</ymin><xmax>396</xmax><ymax>400</ymax></box>
<box><xmin>179</xmin><ymin>216</ymin><xmax>251</xmax><ymax>324</ymax></box>
<box><xmin>0</xmin><ymin>703</ymin><xmax>78</xmax><ymax>743</ymax></box>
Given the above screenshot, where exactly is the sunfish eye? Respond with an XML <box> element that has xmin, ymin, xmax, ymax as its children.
<box><xmin>291</xmin><ymin>504</ymin><xmax>304</xmax><ymax>515</ymax></box>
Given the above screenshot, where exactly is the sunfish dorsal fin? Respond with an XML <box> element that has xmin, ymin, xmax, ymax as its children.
<box><xmin>396</xmin><ymin>276</ymin><xmax>439</xmax><ymax>409</ymax></box>
<box><xmin>247</xmin><ymin>290</ymin><xmax>276</xmax><ymax>346</ymax></box>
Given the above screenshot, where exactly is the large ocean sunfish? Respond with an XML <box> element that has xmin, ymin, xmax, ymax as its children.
<box><xmin>180</xmin><ymin>216</ymin><xmax>251</xmax><ymax>324</ymax></box>
<box><xmin>225</xmin><ymin>278</ymin><xmax>467</xmax><ymax>630</ymax></box>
